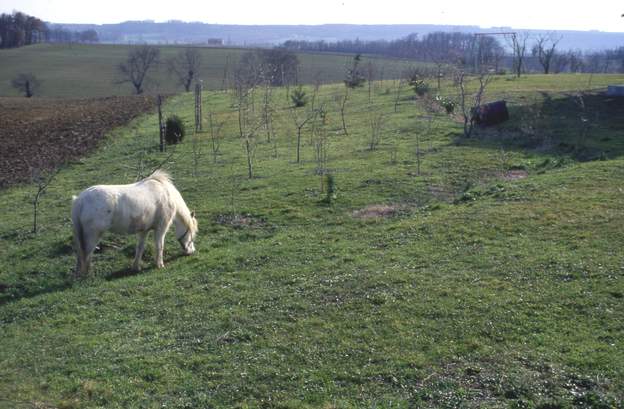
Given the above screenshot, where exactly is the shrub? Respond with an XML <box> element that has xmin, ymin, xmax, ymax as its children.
<box><xmin>413</xmin><ymin>80</ymin><xmax>430</xmax><ymax>97</ymax></box>
<box><xmin>435</xmin><ymin>95</ymin><xmax>456</xmax><ymax>114</ymax></box>
<box><xmin>290</xmin><ymin>85</ymin><xmax>308</xmax><ymax>107</ymax></box>
<box><xmin>11</xmin><ymin>73</ymin><xmax>41</xmax><ymax>97</ymax></box>
<box><xmin>344</xmin><ymin>54</ymin><xmax>366</xmax><ymax>89</ymax></box>
<box><xmin>406</xmin><ymin>70</ymin><xmax>430</xmax><ymax>97</ymax></box>
<box><xmin>165</xmin><ymin>115</ymin><xmax>185</xmax><ymax>145</ymax></box>
<box><xmin>323</xmin><ymin>174</ymin><xmax>337</xmax><ymax>204</ymax></box>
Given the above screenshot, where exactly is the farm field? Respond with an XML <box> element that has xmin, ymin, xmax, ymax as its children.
<box><xmin>0</xmin><ymin>43</ymin><xmax>416</xmax><ymax>98</ymax></box>
<box><xmin>0</xmin><ymin>96</ymin><xmax>156</xmax><ymax>187</ymax></box>
<box><xmin>0</xmin><ymin>73</ymin><xmax>623</xmax><ymax>408</ymax></box>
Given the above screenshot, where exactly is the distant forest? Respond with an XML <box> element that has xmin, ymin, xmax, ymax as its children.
<box><xmin>282</xmin><ymin>32</ymin><xmax>624</xmax><ymax>74</ymax></box>
<box><xmin>0</xmin><ymin>11</ymin><xmax>98</xmax><ymax>49</ymax></box>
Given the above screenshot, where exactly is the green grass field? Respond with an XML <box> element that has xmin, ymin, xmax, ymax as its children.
<box><xmin>1</xmin><ymin>73</ymin><xmax>623</xmax><ymax>408</ymax></box>
<box><xmin>0</xmin><ymin>43</ymin><xmax>415</xmax><ymax>98</ymax></box>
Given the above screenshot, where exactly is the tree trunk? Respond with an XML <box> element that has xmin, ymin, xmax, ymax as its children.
<box><xmin>246</xmin><ymin>139</ymin><xmax>253</xmax><ymax>178</ymax></box>
<box><xmin>296</xmin><ymin>127</ymin><xmax>302</xmax><ymax>163</ymax></box>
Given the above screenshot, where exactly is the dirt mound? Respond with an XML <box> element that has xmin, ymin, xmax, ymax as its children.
<box><xmin>501</xmin><ymin>169</ymin><xmax>528</xmax><ymax>181</ymax></box>
<box><xmin>215</xmin><ymin>213</ymin><xmax>268</xmax><ymax>229</ymax></box>
<box><xmin>0</xmin><ymin>96</ymin><xmax>156</xmax><ymax>188</ymax></box>
<box><xmin>352</xmin><ymin>204</ymin><xmax>403</xmax><ymax>220</ymax></box>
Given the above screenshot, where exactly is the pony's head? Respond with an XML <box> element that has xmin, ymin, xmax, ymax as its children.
<box><xmin>177</xmin><ymin>210</ymin><xmax>198</xmax><ymax>255</ymax></box>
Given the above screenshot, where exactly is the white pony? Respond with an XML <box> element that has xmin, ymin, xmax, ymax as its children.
<box><xmin>71</xmin><ymin>170</ymin><xmax>198</xmax><ymax>275</ymax></box>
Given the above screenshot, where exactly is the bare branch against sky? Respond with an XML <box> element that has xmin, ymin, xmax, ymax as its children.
<box><xmin>1</xmin><ymin>0</ymin><xmax>623</xmax><ymax>32</ymax></box>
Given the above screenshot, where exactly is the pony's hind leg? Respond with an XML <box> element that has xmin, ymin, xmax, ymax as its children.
<box><xmin>75</xmin><ymin>254</ymin><xmax>84</xmax><ymax>278</ymax></box>
<box><xmin>133</xmin><ymin>231</ymin><xmax>148</xmax><ymax>271</ymax></box>
<box><xmin>81</xmin><ymin>230</ymin><xmax>102</xmax><ymax>276</ymax></box>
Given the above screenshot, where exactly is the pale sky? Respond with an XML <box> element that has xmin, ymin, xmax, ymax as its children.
<box><xmin>2</xmin><ymin>0</ymin><xmax>623</xmax><ymax>32</ymax></box>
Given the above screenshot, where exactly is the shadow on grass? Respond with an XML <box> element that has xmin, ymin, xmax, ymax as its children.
<box><xmin>105</xmin><ymin>266</ymin><xmax>143</xmax><ymax>281</ymax></box>
<box><xmin>0</xmin><ymin>253</ymin><xmax>189</xmax><ymax>305</ymax></box>
<box><xmin>104</xmin><ymin>253</ymin><xmax>186</xmax><ymax>281</ymax></box>
<box><xmin>0</xmin><ymin>277</ymin><xmax>75</xmax><ymax>306</ymax></box>
<box><xmin>454</xmin><ymin>91</ymin><xmax>624</xmax><ymax>161</ymax></box>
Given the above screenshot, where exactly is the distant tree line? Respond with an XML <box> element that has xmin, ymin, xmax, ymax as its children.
<box><xmin>0</xmin><ymin>10</ymin><xmax>99</xmax><ymax>49</ymax></box>
<box><xmin>46</xmin><ymin>26</ymin><xmax>99</xmax><ymax>44</ymax></box>
<box><xmin>281</xmin><ymin>32</ymin><xmax>624</xmax><ymax>74</ymax></box>
<box><xmin>0</xmin><ymin>11</ymin><xmax>47</xmax><ymax>48</ymax></box>
<box><xmin>236</xmin><ymin>49</ymin><xmax>300</xmax><ymax>87</ymax></box>
<box><xmin>282</xmin><ymin>32</ymin><xmax>504</xmax><ymax>68</ymax></box>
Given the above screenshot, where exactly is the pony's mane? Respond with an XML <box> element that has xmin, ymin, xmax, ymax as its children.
<box><xmin>177</xmin><ymin>201</ymin><xmax>197</xmax><ymax>234</ymax></box>
<box><xmin>145</xmin><ymin>170</ymin><xmax>172</xmax><ymax>185</ymax></box>
<box><xmin>143</xmin><ymin>170</ymin><xmax>196</xmax><ymax>234</ymax></box>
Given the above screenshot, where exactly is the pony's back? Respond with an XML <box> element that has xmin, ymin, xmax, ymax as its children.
<box><xmin>145</xmin><ymin>170</ymin><xmax>172</xmax><ymax>185</ymax></box>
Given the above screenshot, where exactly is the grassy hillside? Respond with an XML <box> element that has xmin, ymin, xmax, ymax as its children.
<box><xmin>1</xmin><ymin>74</ymin><xmax>623</xmax><ymax>408</ymax></box>
<box><xmin>0</xmin><ymin>43</ymin><xmax>415</xmax><ymax>98</ymax></box>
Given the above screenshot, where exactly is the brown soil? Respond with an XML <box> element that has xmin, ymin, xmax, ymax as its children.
<box><xmin>502</xmin><ymin>169</ymin><xmax>529</xmax><ymax>180</ymax></box>
<box><xmin>215</xmin><ymin>213</ymin><xmax>267</xmax><ymax>229</ymax></box>
<box><xmin>352</xmin><ymin>204</ymin><xmax>403</xmax><ymax>220</ymax></box>
<box><xmin>0</xmin><ymin>96</ymin><xmax>156</xmax><ymax>188</ymax></box>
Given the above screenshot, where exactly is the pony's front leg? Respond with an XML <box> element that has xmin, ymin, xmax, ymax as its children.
<box><xmin>133</xmin><ymin>231</ymin><xmax>148</xmax><ymax>271</ymax></box>
<box><xmin>154</xmin><ymin>229</ymin><xmax>166</xmax><ymax>268</ymax></box>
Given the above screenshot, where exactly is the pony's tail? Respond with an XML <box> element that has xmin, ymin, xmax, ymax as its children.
<box><xmin>71</xmin><ymin>195</ymin><xmax>86</xmax><ymax>275</ymax></box>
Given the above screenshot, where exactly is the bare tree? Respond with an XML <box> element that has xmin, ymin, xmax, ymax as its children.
<box><xmin>31</xmin><ymin>168</ymin><xmax>59</xmax><ymax>233</ymax></box>
<box><xmin>335</xmin><ymin>54</ymin><xmax>366</xmax><ymax>137</ymax></box>
<box><xmin>424</xmin><ymin>43</ymin><xmax>453</xmax><ymax>92</ymax></box>
<box><xmin>261</xmin><ymin>49</ymin><xmax>300</xmax><ymax>86</ymax></box>
<box><xmin>313</xmin><ymin>103</ymin><xmax>330</xmax><ymax>191</ymax></box>
<box><xmin>290</xmin><ymin>104</ymin><xmax>317</xmax><ymax>163</ymax></box>
<box><xmin>338</xmin><ymin>87</ymin><xmax>350</xmax><ymax>137</ymax></box>
<box><xmin>532</xmin><ymin>33</ymin><xmax>562</xmax><ymax>74</ymax></box>
<box><xmin>567</xmin><ymin>50</ymin><xmax>585</xmax><ymax>73</ymax></box>
<box><xmin>191</xmin><ymin>128</ymin><xmax>203</xmax><ymax>178</ymax></box>
<box><xmin>508</xmin><ymin>32</ymin><xmax>530</xmax><ymax>78</ymax></box>
<box><xmin>394</xmin><ymin>77</ymin><xmax>406</xmax><ymax>113</ymax></box>
<box><xmin>456</xmin><ymin>69</ymin><xmax>492</xmax><ymax>138</ymax></box>
<box><xmin>222</xmin><ymin>54</ymin><xmax>231</xmax><ymax>90</ymax></box>
<box><xmin>12</xmin><ymin>73</ymin><xmax>41</xmax><ymax>97</ymax></box>
<box><xmin>238</xmin><ymin>49</ymin><xmax>300</xmax><ymax>88</ymax></box>
<box><xmin>310</xmin><ymin>71</ymin><xmax>323</xmax><ymax>110</ymax></box>
<box><xmin>234</xmin><ymin>66</ymin><xmax>263</xmax><ymax>178</ymax></box>
<box><xmin>238</xmin><ymin>91</ymin><xmax>260</xmax><ymax>179</ymax></box>
<box><xmin>368</xmin><ymin>111</ymin><xmax>386</xmax><ymax>151</ymax></box>
<box><xmin>308</xmin><ymin>83</ymin><xmax>323</xmax><ymax>146</ymax></box>
<box><xmin>366</xmin><ymin>61</ymin><xmax>376</xmax><ymax>103</ymax></box>
<box><xmin>415</xmin><ymin>126</ymin><xmax>422</xmax><ymax>176</ymax></box>
<box><xmin>208</xmin><ymin>111</ymin><xmax>226</xmax><ymax>164</ymax></box>
<box><xmin>117</xmin><ymin>45</ymin><xmax>160</xmax><ymax>94</ymax></box>
<box><xmin>551</xmin><ymin>53</ymin><xmax>570</xmax><ymax>73</ymax></box>
<box><xmin>261</xmin><ymin>80</ymin><xmax>275</xmax><ymax>143</ymax></box>
<box><xmin>574</xmin><ymin>93</ymin><xmax>591</xmax><ymax>151</ymax></box>
<box><xmin>168</xmin><ymin>47</ymin><xmax>202</xmax><ymax>92</ymax></box>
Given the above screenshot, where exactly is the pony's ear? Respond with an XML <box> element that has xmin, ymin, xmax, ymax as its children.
<box><xmin>191</xmin><ymin>210</ymin><xmax>196</xmax><ymax>218</ymax></box>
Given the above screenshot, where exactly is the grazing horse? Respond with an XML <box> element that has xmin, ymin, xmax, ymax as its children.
<box><xmin>71</xmin><ymin>170</ymin><xmax>198</xmax><ymax>275</ymax></box>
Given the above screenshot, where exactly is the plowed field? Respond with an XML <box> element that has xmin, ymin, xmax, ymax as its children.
<box><xmin>0</xmin><ymin>96</ymin><xmax>156</xmax><ymax>188</ymax></box>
